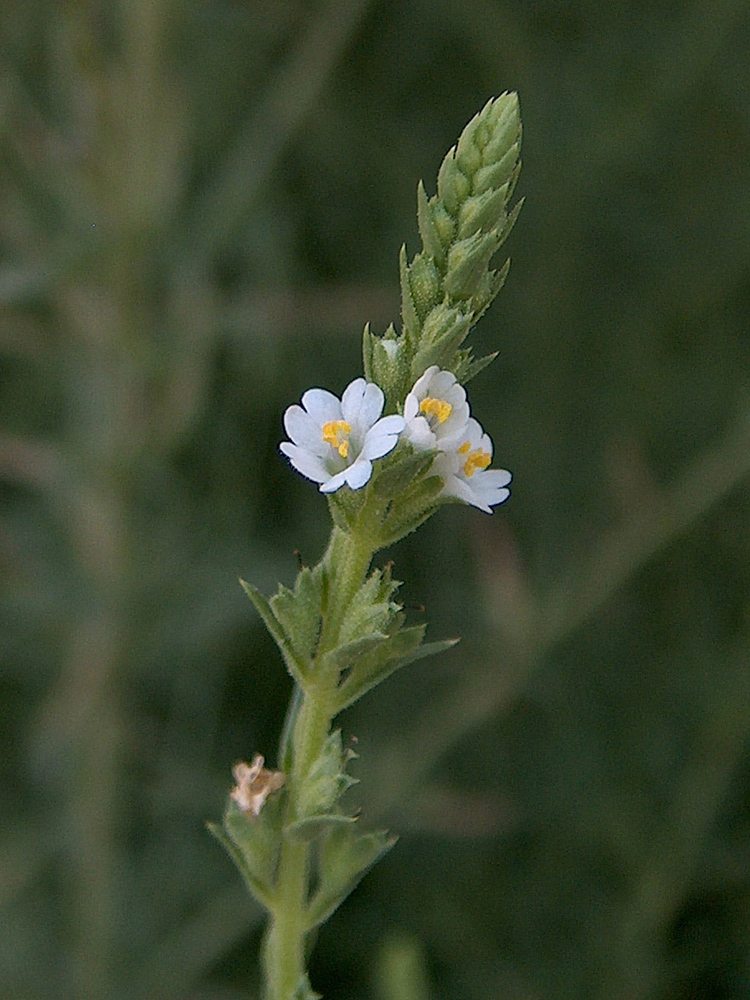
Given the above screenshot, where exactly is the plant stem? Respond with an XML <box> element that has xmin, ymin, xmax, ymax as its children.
<box><xmin>263</xmin><ymin>517</ymin><xmax>377</xmax><ymax>999</ymax></box>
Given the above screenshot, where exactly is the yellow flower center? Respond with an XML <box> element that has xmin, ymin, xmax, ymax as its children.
<box><xmin>420</xmin><ymin>397</ymin><xmax>452</xmax><ymax>424</ymax></box>
<box><xmin>458</xmin><ymin>440</ymin><xmax>491</xmax><ymax>477</ymax></box>
<box><xmin>322</xmin><ymin>420</ymin><xmax>352</xmax><ymax>458</ymax></box>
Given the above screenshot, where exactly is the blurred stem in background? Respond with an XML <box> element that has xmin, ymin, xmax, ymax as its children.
<box><xmin>1</xmin><ymin>2</ymin><xmax>374</xmax><ymax>997</ymax></box>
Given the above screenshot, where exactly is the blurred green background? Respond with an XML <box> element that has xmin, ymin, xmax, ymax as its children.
<box><xmin>3</xmin><ymin>1</ymin><xmax>750</xmax><ymax>998</ymax></box>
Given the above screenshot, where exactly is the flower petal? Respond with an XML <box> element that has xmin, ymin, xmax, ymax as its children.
<box><xmin>279</xmin><ymin>442</ymin><xmax>330</xmax><ymax>484</ymax></box>
<box><xmin>360</xmin><ymin>415</ymin><xmax>405</xmax><ymax>461</ymax></box>
<box><xmin>342</xmin><ymin>379</ymin><xmax>383</xmax><ymax>432</ymax></box>
<box><xmin>284</xmin><ymin>404</ymin><xmax>329</xmax><ymax>455</ymax></box>
<box><xmin>301</xmin><ymin>388</ymin><xmax>342</xmax><ymax>425</ymax></box>
<box><xmin>344</xmin><ymin>458</ymin><xmax>374</xmax><ymax>490</ymax></box>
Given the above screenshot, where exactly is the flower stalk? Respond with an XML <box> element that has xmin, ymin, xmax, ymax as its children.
<box><xmin>210</xmin><ymin>93</ymin><xmax>523</xmax><ymax>1000</ymax></box>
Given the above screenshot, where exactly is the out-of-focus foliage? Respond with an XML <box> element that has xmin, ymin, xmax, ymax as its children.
<box><xmin>2</xmin><ymin>2</ymin><xmax>750</xmax><ymax>998</ymax></box>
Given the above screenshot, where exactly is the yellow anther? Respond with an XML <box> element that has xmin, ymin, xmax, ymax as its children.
<box><xmin>420</xmin><ymin>397</ymin><xmax>452</xmax><ymax>424</ymax></box>
<box><xmin>322</xmin><ymin>420</ymin><xmax>351</xmax><ymax>458</ymax></box>
<box><xmin>458</xmin><ymin>440</ymin><xmax>471</xmax><ymax>454</ymax></box>
<box><xmin>461</xmin><ymin>448</ymin><xmax>491</xmax><ymax>478</ymax></box>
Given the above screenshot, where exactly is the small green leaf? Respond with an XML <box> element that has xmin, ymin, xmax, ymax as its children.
<box><xmin>209</xmin><ymin>792</ymin><xmax>286</xmax><ymax>910</ymax></box>
<box><xmin>452</xmin><ymin>350</ymin><xmax>498</xmax><ymax>385</ymax></box>
<box><xmin>270</xmin><ymin>565</ymin><xmax>324</xmax><ymax>668</ymax></box>
<box><xmin>306</xmin><ymin>824</ymin><xmax>397</xmax><ymax>930</ymax></box>
<box><xmin>333</xmin><ymin>628</ymin><xmax>460</xmax><ymax>713</ymax></box>
<box><xmin>240</xmin><ymin>579</ymin><xmax>308</xmax><ymax>686</ymax></box>
<box><xmin>334</xmin><ymin>566</ymin><xmax>400</xmax><ymax>648</ymax></box>
<box><xmin>296</xmin><ymin>729</ymin><xmax>358</xmax><ymax>818</ymax></box>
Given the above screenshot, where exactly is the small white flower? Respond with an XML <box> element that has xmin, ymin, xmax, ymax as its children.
<box><xmin>403</xmin><ymin>366</ymin><xmax>470</xmax><ymax>451</ymax></box>
<box><xmin>280</xmin><ymin>378</ymin><xmax>404</xmax><ymax>493</ymax></box>
<box><xmin>433</xmin><ymin>417</ymin><xmax>511</xmax><ymax>513</ymax></box>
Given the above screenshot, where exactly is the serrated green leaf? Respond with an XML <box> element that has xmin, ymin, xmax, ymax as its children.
<box><xmin>306</xmin><ymin>824</ymin><xmax>397</xmax><ymax>930</ymax></box>
<box><xmin>285</xmin><ymin>812</ymin><xmax>357</xmax><ymax>842</ymax></box>
<box><xmin>453</xmin><ymin>350</ymin><xmax>498</xmax><ymax>385</ymax></box>
<box><xmin>336</xmin><ymin>636</ymin><xmax>459</xmax><ymax>713</ymax></box>
<box><xmin>321</xmin><ymin>632</ymin><xmax>389</xmax><ymax>675</ymax></box>
<box><xmin>270</xmin><ymin>565</ymin><xmax>323</xmax><ymax>668</ymax></box>
<box><xmin>209</xmin><ymin>793</ymin><xmax>286</xmax><ymax>911</ymax></box>
<box><xmin>209</xmin><ymin>821</ymin><xmax>272</xmax><ymax>908</ymax></box>
<box><xmin>240</xmin><ymin>579</ymin><xmax>307</xmax><ymax>686</ymax></box>
<box><xmin>295</xmin><ymin>729</ymin><xmax>358</xmax><ymax>819</ymax></box>
<box><xmin>335</xmin><ymin>567</ymin><xmax>399</xmax><ymax>647</ymax></box>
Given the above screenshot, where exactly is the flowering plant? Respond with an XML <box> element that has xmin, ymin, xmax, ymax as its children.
<box><xmin>210</xmin><ymin>93</ymin><xmax>523</xmax><ymax>1000</ymax></box>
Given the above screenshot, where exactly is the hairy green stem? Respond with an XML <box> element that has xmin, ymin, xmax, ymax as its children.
<box><xmin>263</xmin><ymin>519</ymin><xmax>377</xmax><ymax>999</ymax></box>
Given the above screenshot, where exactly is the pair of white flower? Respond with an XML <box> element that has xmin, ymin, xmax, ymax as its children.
<box><xmin>279</xmin><ymin>366</ymin><xmax>511</xmax><ymax>512</ymax></box>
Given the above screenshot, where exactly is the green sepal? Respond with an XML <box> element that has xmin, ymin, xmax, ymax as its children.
<box><xmin>362</xmin><ymin>321</ymin><xmax>375</xmax><ymax>382</ymax></box>
<box><xmin>306</xmin><ymin>824</ymin><xmax>397</xmax><ymax>930</ymax></box>
<box><xmin>327</xmin><ymin>483</ymin><xmax>368</xmax><ymax>533</ymax></box>
<box><xmin>209</xmin><ymin>792</ymin><xmax>286</xmax><ymax>911</ymax></box>
<box><xmin>372</xmin><ymin>446</ymin><xmax>437</xmax><ymax>499</ymax></box>
<box><xmin>482</xmin><ymin>93</ymin><xmax>521</xmax><ymax>164</ymax></box>
<box><xmin>240</xmin><ymin>579</ymin><xmax>308</xmax><ymax>686</ymax></box>
<box><xmin>285</xmin><ymin>812</ymin><xmax>357</xmax><ymax>842</ymax></box>
<box><xmin>497</xmin><ymin>195</ymin><xmax>524</xmax><ymax>247</ymax></box>
<box><xmin>335</xmin><ymin>624</ymin><xmax>447</xmax><ymax>712</ymax></box>
<box><xmin>378</xmin><ymin>475</ymin><xmax>445</xmax><ymax>547</ymax></box>
<box><xmin>455</xmin><ymin>110</ymin><xmax>484</xmax><ymax>175</ymax></box>
<box><xmin>457</xmin><ymin>184</ymin><xmax>509</xmax><ymax>241</ymax></box>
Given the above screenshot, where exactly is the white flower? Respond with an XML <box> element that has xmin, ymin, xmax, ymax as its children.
<box><xmin>280</xmin><ymin>378</ymin><xmax>404</xmax><ymax>493</ymax></box>
<box><xmin>433</xmin><ymin>417</ymin><xmax>511</xmax><ymax>513</ymax></box>
<box><xmin>403</xmin><ymin>366</ymin><xmax>470</xmax><ymax>451</ymax></box>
